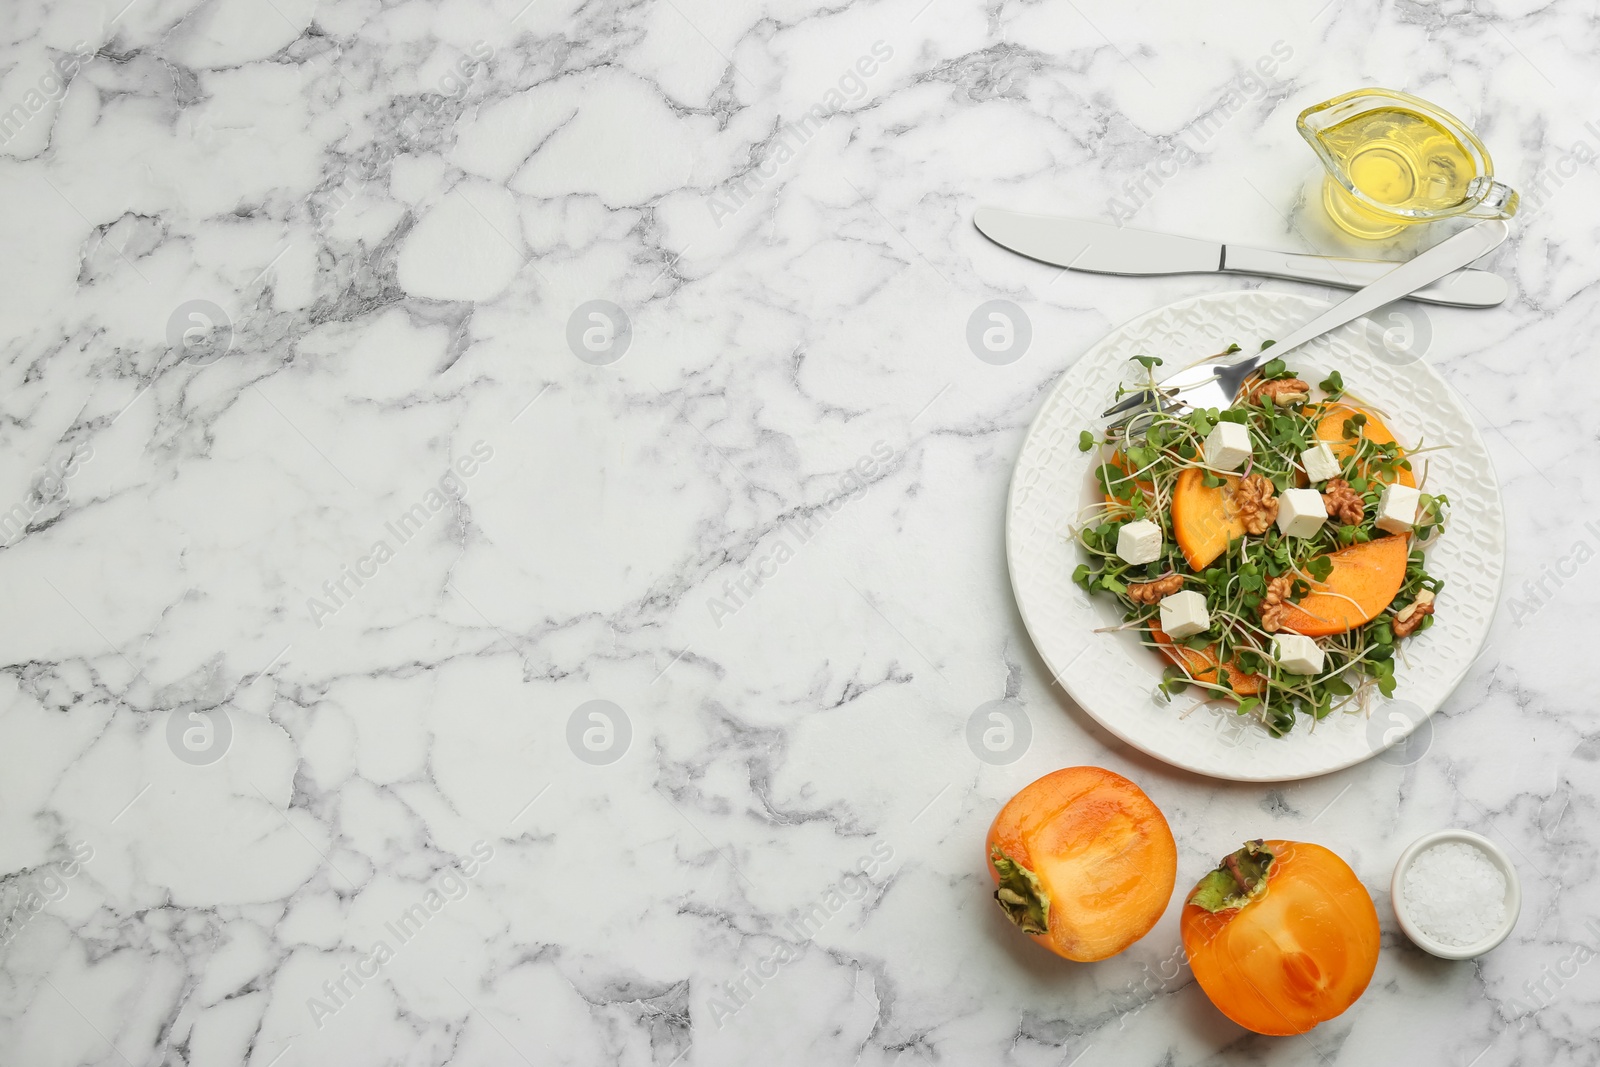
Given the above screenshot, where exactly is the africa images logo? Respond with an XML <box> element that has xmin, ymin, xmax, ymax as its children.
<box><xmin>705</xmin><ymin>441</ymin><xmax>896</xmax><ymax>628</ymax></box>
<box><xmin>305</xmin><ymin>442</ymin><xmax>494</xmax><ymax>628</ymax></box>
<box><xmin>705</xmin><ymin>41</ymin><xmax>895</xmax><ymax>227</ymax></box>
<box><xmin>703</xmin><ymin>842</ymin><xmax>894</xmax><ymax>1030</ymax></box>
<box><xmin>306</xmin><ymin>841</ymin><xmax>495</xmax><ymax>1029</ymax></box>
<box><xmin>0</xmin><ymin>841</ymin><xmax>94</xmax><ymax>948</ymax></box>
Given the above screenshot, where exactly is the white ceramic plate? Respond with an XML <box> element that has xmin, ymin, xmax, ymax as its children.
<box><xmin>1006</xmin><ymin>290</ymin><xmax>1504</xmax><ymax>781</ymax></box>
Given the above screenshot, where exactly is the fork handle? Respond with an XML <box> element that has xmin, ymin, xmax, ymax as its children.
<box><xmin>1221</xmin><ymin>246</ymin><xmax>1507</xmax><ymax>308</ymax></box>
<box><xmin>1265</xmin><ymin>221</ymin><xmax>1511</xmax><ymax>360</ymax></box>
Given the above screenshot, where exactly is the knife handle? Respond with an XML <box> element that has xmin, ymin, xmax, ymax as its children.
<box><xmin>1221</xmin><ymin>244</ymin><xmax>1507</xmax><ymax>308</ymax></box>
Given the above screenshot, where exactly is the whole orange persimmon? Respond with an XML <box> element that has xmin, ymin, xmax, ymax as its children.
<box><xmin>985</xmin><ymin>767</ymin><xmax>1177</xmax><ymax>962</ymax></box>
<box><xmin>1181</xmin><ymin>840</ymin><xmax>1380</xmax><ymax>1035</ymax></box>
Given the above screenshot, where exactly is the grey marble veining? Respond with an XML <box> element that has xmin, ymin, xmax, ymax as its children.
<box><xmin>0</xmin><ymin>0</ymin><xmax>1596</xmax><ymax>1064</ymax></box>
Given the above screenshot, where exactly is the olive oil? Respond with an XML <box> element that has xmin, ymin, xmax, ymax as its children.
<box><xmin>1298</xmin><ymin>89</ymin><xmax>1518</xmax><ymax>240</ymax></box>
<box><xmin>1323</xmin><ymin>108</ymin><xmax>1474</xmax><ymax>213</ymax></box>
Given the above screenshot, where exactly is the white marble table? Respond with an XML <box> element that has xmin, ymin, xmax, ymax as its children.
<box><xmin>1</xmin><ymin>1</ymin><xmax>1596</xmax><ymax>1064</ymax></box>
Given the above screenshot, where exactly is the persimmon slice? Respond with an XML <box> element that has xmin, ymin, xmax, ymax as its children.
<box><xmin>1276</xmin><ymin>535</ymin><xmax>1409</xmax><ymax>636</ymax></box>
<box><xmin>1171</xmin><ymin>467</ymin><xmax>1247</xmax><ymax>571</ymax></box>
<box><xmin>986</xmin><ymin>767</ymin><xmax>1176</xmax><ymax>962</ymax></box>
<box><xmin>1313</xmin><ymin>403</ymin><xmax>1415</xmax><ymax>487</ymax></box>
<box><xmin>1101</xmin><ymin>451</ymin><xmax>1155</xmax><ymax>515</ymax></box>
<box><xmin>1149</xmin><ymin>623</ymin><xmax>1263</xmax><ymax>697</ymax></box>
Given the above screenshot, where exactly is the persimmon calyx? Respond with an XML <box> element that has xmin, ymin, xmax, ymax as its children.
<box><xmin>991</xmin><ymin>847</ymin><xmax>1049</xmax><ymax>935</ymax></box>
<box><xmin>1188</xmin><ymin>839</ymin><xmax>1275</xmax><ymax>913</ymax></box>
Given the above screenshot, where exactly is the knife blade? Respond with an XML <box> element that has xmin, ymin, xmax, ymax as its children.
<box><xmin>973</xmin><ymin>208</ymin><xmax>1507</xmax><ymax>309</ymax></box>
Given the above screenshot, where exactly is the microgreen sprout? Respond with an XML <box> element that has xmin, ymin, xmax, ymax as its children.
<box><xmin>1075</xmin><ymin>352</ymin><xmax>1449</xmax><ymax>737</ymax></box>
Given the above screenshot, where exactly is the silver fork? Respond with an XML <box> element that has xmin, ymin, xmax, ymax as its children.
<box><xmin>1101</xmin><ymin>219</ymin><xmax>1510</xmax><ymax>426</ymax></box>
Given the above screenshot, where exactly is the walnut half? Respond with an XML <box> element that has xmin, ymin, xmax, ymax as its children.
<box><xmin>1258</xmin><ymin>575</ymin><xmax>1294</xmax><ymax>633</ymax></box>
<box><xmin>1392</xmin><ymin>589</ymin><xmax>1436</xmax><ymax>637</ymax></box>
<box><xmin>1242</xmin><ymin>376</ymin><xmax>1312</xmax><ymax>407</ymax></box>
<box><xmin>1127</xmin><ymin>574</ymin><xmax>1184</xmax><ymax>604</ymax></box>
<box><xmin>1322</xmin><ymin>478</ymin><xmax>1364</xmax><ymax>526</ymax></box>
<box><xmin>1235</xmin><ymin>472</ymin><xmax>1279</xmax><ymax>535</ymax></box>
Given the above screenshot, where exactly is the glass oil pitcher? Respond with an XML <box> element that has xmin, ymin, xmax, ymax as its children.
<box><xmin>1298</xmin><ymin>89</ymin><xmax>1519</xmax><ymax>239</ymax></box>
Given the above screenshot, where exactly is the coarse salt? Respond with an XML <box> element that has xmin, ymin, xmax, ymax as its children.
<box><xmin>1402</xmin><ymin>841</ymin><xmax>1508</xmax><ymax>947</ymax></box>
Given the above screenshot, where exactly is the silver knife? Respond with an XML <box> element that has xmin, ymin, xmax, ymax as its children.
<box><xmin>974</xmin><ymin>208</ymin><xmax>1507</xmax><ymax>309</ymax></box>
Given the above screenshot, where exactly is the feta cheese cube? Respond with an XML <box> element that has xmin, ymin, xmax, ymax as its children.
<box><xmin>1301</xmin><ymin>442</ymin><xmax>1341</xmax><ymax>484</ymax></box>
<box><xmin>1276</xmin><ymin>488</ymin><xmax>1328</xmax><ymax>538</ymax></box>
<box><xmin>1273</xmin><ymin>633</ymin><xmax>1325</xmax><ymax>676</ymax></box>
<box><xmin>1159</xmin><ymin>589</ymin><xmax>1210</xmax><ymax>639</ymax></box>
<box><xmin>1116</xmin><ymin>520</ymin><xmax>1163</xmax><ymax>565</ymax></box>
<box><xmin>1203</xmin><ymin>421</ymin><xmax>1252</xmax><ymax>472</ymax></box>
<box><xmin>1375</xmin><ymin>483</ymin><xmax>1422</xmax><ymax>534</ymax></box>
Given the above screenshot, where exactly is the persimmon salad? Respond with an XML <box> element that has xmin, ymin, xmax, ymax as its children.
<box><xmin>1074</xmin><ymin>350</ymin><xmax>1448</xmax><ymax>736</ymax></box>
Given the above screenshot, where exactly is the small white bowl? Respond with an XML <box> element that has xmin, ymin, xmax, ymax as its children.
<box><xmin>1391</xmin><ymin>829</ymin><xmax>1521</xmax><ymax>960</ymax></box>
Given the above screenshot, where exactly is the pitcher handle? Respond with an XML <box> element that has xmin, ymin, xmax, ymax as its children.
<box><xmin>1466</xmin><ymin>177</ymin><xmax>1520</xmax><ymax>219</ymax></box>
